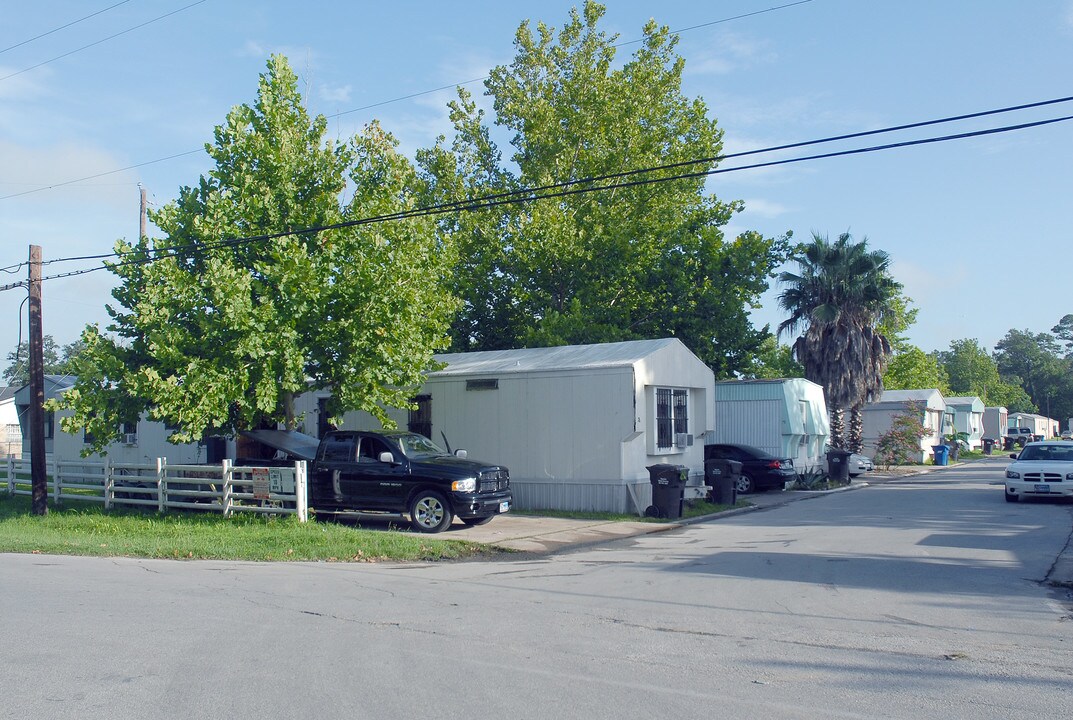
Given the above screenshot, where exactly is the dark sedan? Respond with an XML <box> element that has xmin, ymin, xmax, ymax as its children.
<box><xmin>704</xmin><ymin>443</ymin><xmax>795</xmax><ymax>493</ymax></box>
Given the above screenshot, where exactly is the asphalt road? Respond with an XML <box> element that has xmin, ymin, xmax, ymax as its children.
<box><xmin>2</xmin><ymin>458</ymin><xmax>1071</xmax><ymax>719</ymax></box>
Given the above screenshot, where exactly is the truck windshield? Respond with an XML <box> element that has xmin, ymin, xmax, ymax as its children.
<box><xmin>394</xmin><ymin>433</ymin><xmax>448</xmax><ymax>458</ymax></box>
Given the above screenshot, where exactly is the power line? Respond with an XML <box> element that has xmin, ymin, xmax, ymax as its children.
<box><xmin>0</xmin><ymin>0</ymin><xmax>812</xmax><ymax>200</ymax></box>
<box><xmin>0</xmin><ymin>1</ymin><xmax>132</xmax><ymax>55</ymax></box>
<box><xmin>0</xmin><ymin>0</ymin><xmax>209</xmax><ymax>82</ymax></box>
<box><xmin>26</xmin><ymin>93</ymin><xmax>1073</xmax><ymax>272</ymax></box>
<box><xmin>7</xmin><ymin>109</ymin><xmax>1070</xmax><ymax>292</ymax></box>
<box><xmin>0</xmin><ymin>150</ymin><xmax>204</xmax><ymax>201</ymax></box>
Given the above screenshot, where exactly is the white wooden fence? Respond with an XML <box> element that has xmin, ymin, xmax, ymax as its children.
<box><xmin>3</xmin><ymin>457</ymin><xmax>308</xmax><ymax>522</ymax></box>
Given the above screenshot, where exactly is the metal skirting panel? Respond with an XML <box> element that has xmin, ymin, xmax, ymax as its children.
<box><xmin>511</xmin><ymin>480</ymin><xmax>651</xmax><ymax>515</ymax></box>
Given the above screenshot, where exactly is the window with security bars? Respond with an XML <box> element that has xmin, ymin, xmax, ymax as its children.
<box><xmin>655</xmin><ymin>388</ymin><xmax>689</xmax><ymax>451</ymax></box>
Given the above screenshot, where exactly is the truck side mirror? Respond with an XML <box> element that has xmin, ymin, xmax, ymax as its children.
<box><xmin>454</xmin><ymin>449</ymin><xmax>468</xmax><ymax>459</ymax></box>
<box><xmin>378</xmin><ymin>451</ymin><xmax>396</xmax><ymax>464</ymax></box>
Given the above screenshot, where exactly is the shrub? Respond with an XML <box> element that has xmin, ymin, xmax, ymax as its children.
<box><xmin>875</xmin><ymin>402</ymin><xmax>931</xmax><ymax>467</ymax></box>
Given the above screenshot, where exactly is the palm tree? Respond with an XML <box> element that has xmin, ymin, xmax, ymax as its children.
<box><xmin>777</xmin><ymin>232</ymin><xmax>901</xmax><ymax>452</ymax></box>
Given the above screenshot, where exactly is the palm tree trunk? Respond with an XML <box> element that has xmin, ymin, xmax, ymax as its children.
<box><xmin>829</xmin><ymin>406</ymin><xmax>846</xmax><ymax>450</ymax></box>
<box><xmin>848</xmin><ymin>404</ymin><xmax>864</xmax><ymax>453</ymax></box>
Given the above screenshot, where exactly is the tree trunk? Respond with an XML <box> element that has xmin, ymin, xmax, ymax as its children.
<box><xmin>848</xmin><ymin>405</ymin><xmax>864</xmax><ymax>453</ymax></box>
<box><xmin>829</xmin><ymin>406</ymin><xmax>846</xmax><ymax>450</ymax></box>
<box><xmin>283</xmin><ymin>392</ymin><xmax>296</xmax><ymax>431</ymax></box>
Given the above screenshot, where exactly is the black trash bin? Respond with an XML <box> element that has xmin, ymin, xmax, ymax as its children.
<box><xmin>704</xmin><ymin>458</ymin><xmax>740</xmax><ymax>506</ymax></box>
<box><xmin>826</xmin><ymin>449</ymin><xmax>853</xmax><ymax>483</ymax></box>
<box><xmin>982</xmin><ymin>438</ymin><xmax>994</xmax><ymax>455</ymax></box>
<box><xmin>645</xmin><ymin>464</ymin><xmax>688</xmax><ymax>519</ymax></box>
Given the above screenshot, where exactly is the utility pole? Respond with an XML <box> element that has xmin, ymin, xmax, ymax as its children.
<box><xmin>28</xmin><ymin>245</ymin><xmax>47</xmax><ymax>516</ymax></box>
<box><xmin>139</xmin><ymin>184</ymin><xmax>148</xmax><ymax>240</ymax></box>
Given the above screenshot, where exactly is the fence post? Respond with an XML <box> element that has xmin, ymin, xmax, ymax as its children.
<box><xmin>104</xmin><ymin>459</ymin><xmax>113</xmax><ymax>510</ymax></box>
<box><xmin>53</xmin><ymin>461</ymin><xmax>62</xmax><ymax>505</ymax></box>
<box><xmin>295</xmin><ymin>460</ymin><xmax>307</xmax><ymax>523</ymax></box>
<box><xmin>156</xmin><ymin>458</ymin><xmax>166</xmax><ymax>513</ymax></box>
<box><xmin>6</xmin><ymin>456</ymin><xmax>13</xmax><ymax>496</ymax></box>
<box><xmin>221</xmin><ymin>459</ymin><xmax>233</xmax><ymax>517</ymax></box>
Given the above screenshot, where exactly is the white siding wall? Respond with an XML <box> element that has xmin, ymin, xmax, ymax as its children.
<box><xmin>861</xmin><ymin>403</ymin><xmax>944</xmax><ymax>463</ymax></box>
<box><xmin>53</xmin><ymin>408</ymin><xmax>213</xmax><ymax>464</ymax></box>
<box><xmin>982</xmin><ymin>407</ymin><xmax>1008</xmax><ymax>440</ymax></box>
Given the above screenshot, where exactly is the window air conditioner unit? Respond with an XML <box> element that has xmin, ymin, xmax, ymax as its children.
<box><xmin>675</xmin><ymin>433</ymin><xmax>693</xmax><ymax>448</ymax></box>
<box><xmin>123</xmin><ymin>433</ymin><xmax>138</xmax><ymax>445</ymax></box>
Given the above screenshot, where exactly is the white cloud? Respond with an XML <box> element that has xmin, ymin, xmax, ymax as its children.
<box><xmin>685</xmin><ymin>31</ymin><xmax>776</xmax><ymax>76</ymax></box>
<box><xmin>0</xmin><ymin>140</ymin><xmax>134</xmax><ymax>191</ymax></box>
<box><xmin>319</xmin><ymin>83</ymin><xmax>352</xmax><ymax>104</ymax></box>
<box><xmin>237</xmin><ymin>40</ymin><xmax>266</xmax><ymax>58</ymax></box>
<box><xmin>740</xmin><ymin>198</ymin><xmax>790</xmax><ymax>218</ymax></box>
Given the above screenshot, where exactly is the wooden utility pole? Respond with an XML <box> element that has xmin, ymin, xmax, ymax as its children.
<box><xmin>28</xmin><ymin>245</ymin><xmax>47</xmax><ymax>515</ymax></box>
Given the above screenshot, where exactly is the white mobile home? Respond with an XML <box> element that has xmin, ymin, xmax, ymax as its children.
<box><xmin>51</xmin><ymin>405</ymin><xmax>222</xmax><ymax>465</ymax></box>
<box><xmin>0</xmin><ymin>387</ymin><xmax>21</xmax><ymax>459</ymax></box>
<box><xmin>297</xmin><ymin>338</ymin><xmax>715</xmax><ymax>515</ymax></box>
<box><xmin>861</xmin><ymin>389</ymin><xmax>946</xmax><ymax>463</ymax></box>
<box><xmin>945</xmin><ymin>396</ymin><xmax>985</xmax><ymax>450</ymax></box>
<box><xmin>14</xmin><ymin>375</ymin><xmax>76</xmax><ymax>459</ymax></box>
<box><xmin>982</xmin><ymin>406</ymin><xmax>1008</xmax><ymax>442</ymax></box>
<box><xmin>1008</xmin><ymin>412</ymin><xmax>1056</xmax><ymax>439</ymax></box>
<box><xmin>712</xmin><ymin>378</ymin><xmax>829</xmax><ymax>471</ymax></box>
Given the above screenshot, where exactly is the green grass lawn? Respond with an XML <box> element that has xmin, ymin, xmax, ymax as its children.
<box><xmin>0</xmin><ymin>494</ymin><xmax>495</xmax><ymax>563</ymax></box>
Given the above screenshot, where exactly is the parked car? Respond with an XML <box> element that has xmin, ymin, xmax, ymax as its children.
<box><xmin>849</xmin><ymin>453</ymin><xmax>874</xmax><ymax>477</ymax></box>
<box><xmin>1061</xmin><ymin>429</ymin><xmax>1072</xmax><ymax>440</ymax></box>
<box><xmin>704</xmin><ymin>443</ymin><xmax>795</xmax><ymax>494</ymax></box>
<box><xmin>1003</xmin><ymin>441</ymin><xmax>1073</xmax><ymax>502</ymax></box>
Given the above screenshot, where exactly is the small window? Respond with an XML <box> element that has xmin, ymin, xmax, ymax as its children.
<box><xmin>358</xmin><ymin>437</ymin><xmax>392</xmax><ymax>463</ymax></box>
<box><xmin>320</xmin><ymin>434</ymin><xmax>356</xmax><ymax>462</ymax></box>
<box><xmin>655</xmin><ymin>387</ymin><xmax>689</xmax><ymax>452</ymax></box>
<box><xmin>466</xmin><ymin>379</ymin><xmax>498</xmax><ymax>391</ymax></box>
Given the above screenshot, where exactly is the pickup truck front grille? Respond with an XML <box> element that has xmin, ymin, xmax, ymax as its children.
<box><xmin>478</xmin><ymin>469</ymin><xmax>510</xmax><ymax>492</ymax></box>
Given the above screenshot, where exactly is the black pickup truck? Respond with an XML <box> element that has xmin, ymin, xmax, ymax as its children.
<box><xmin>304</xmin><ymin>430</ymin><xmax>511</xmax><ymax>533</ymax></box>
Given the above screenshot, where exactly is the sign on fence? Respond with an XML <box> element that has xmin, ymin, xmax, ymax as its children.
<box><xmin>252</xmin><ymin>467</ymin><xmax>271</xmax><ymax>500</ymax></box>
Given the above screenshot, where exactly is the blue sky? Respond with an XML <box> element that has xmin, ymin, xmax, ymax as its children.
<box><xmin>2</xmin><ymin>0</ymin><xmax>1071</xmax><ymax>363</ymax></box>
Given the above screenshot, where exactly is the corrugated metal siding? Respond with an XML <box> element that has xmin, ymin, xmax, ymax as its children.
<box><xmin>714</xmin><ymin>399</ymin><xmax>783</xmax><ymax>455</ymax></box>
<box><xmin>511</xmin><ymin>479</ymin><xmax>650</xmax><ymax>515</ymax></box>
<box><xmin>715</xmin><ymin>380</ymin><xmax>783</xmax><ymax>402</ymax></box>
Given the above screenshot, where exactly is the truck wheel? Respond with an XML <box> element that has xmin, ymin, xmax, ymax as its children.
<box><xmin>461</xmin><ymin>516</ymin><xmax>494</xmax><ymax>527</ymax></box>
<box><xmin>410</xmin><ymin>491</ymin><xmax>453</xmax><ymax>533</ymax></box>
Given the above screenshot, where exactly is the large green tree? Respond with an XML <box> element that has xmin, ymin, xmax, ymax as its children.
<box><xmin>3</xmin><ymin>336</ymin><xmax>85</xmax><ymax>386</ymax></box>
<box><xmin>883</xmin><ymin>346</ymin><xmax>948</xmax><ymax>392</ymax></box>
<box><xmin>937</xmin><ymin>339</ymin><xmax>1001</xmax><ymax>396</ymax></box>
<box><xmin>416</xmin><ymin>1</ymin><xmax>789</xmax><ymax>376</ymax></box>
<box><xmin>994</xmin><ymin>328</ymin><xmax>1073</xmax><ymax>421</ymax></box>
<box><xmin>1052</xmin><ymin>314</ymin><xmax>1073</xmax><ymax>359</ymax></box>
<box><xmin>777</xmin><ymin>232</ymin><xmax>900</xmax><ymax>452</ymax></box>
<box><xmin>56</xmin><ymin>56</ymin><xmax>457</xmax><ymax>451</ymax></box>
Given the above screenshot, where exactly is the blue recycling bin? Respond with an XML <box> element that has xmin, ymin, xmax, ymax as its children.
<box><xmin>931</xmin><ymin>444</ymin><xmax>949</xmax><ymax>466</ymax></box>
